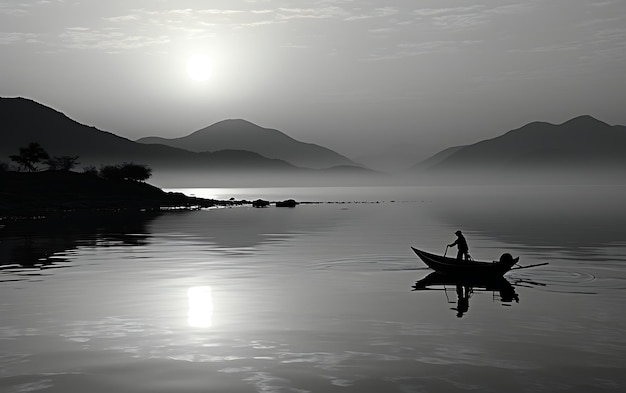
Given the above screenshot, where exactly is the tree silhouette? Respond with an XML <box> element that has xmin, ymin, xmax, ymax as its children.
<box><xmin>99</xmin><ymin>162</ymin><xmax>152</xmax><ymax>182</ymax></box>
<box><xmin>99</xmin><ymin>165</ymin><xmax>121</xmax><ymax>181</ymax></box>
<box><xmin>82</xmin><ymin>165</ymin><xmax>98</xmax><ymax>176</ymax></box>
<box><xmin>46</xmin><ymin>155</ymin><xmax>80</xmax><ymax>171</ymax></box>
<box><xmin>119</xmin><ymin>162</ymin><xmax>152</xmax><ymax>182</ymax></box>
<box><xmin>9</xmin><ymin>142</ymin><xmax>50</xmax><ymax>172</ymax></box>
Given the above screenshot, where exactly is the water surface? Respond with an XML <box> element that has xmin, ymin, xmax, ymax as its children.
<box><xmin>2</xmin><ymin>185</ymin><xmax>625</xmax><ymax>392</ymax></box>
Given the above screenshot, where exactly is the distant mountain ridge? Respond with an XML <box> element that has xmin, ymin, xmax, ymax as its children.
<box><xmin>411</xmin><ymin>145</ymin><xmax>465</xmax><ymax>170</ymax></box>
<box><xmin>415</xmin><ymin>115</ymin><xmax>626</xmax><ymax>172</ymax></box>
<box><xmin>0</xmin><ymin>97</ymin><xmax>377</xmax><ymax>188</ymax></box>
<box><xmin>0</xmin><ymin>97</ymin><xmax>299</xmax><ymax>173</ymax></box>
<box><xmin>137</xmin><ymin>119</ymin><xmax>359</xmax><ymax>169</ymax></box>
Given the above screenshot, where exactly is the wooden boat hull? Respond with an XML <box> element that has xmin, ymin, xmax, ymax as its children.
<box><xmin>411</xmin><ymin>247</ymin><xmax>518</xmax><ymax>277</ymax></box>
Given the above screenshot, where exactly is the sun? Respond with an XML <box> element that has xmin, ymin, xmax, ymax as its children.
<box><xmin>186</xmin><ymin>54</ymin><xmax>212</xmax><ymax>82</ymax></box>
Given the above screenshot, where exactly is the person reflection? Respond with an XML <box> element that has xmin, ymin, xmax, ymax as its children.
<box><xmin>453</xmin><ymin>284</ymin><xmax>472</xmax><ymax>317</ymax></box>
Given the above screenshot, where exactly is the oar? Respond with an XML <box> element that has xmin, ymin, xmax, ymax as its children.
<box><xmin>510</xmin><ymin>262</ymin><xmax>549</xmax><ymax>270</ymax></box>
<box><xmin>443</xmin><ymin>245</ymin><xmax>449</xmax><ymax>257</ymax></box>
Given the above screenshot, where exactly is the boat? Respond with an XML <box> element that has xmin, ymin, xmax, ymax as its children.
<box><xmin>410</xmin><ymin>247</ymin><xmax>519</xmax><ymax>277</ymax></box>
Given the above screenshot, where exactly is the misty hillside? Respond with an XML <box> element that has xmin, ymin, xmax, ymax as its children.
<box><xmin>0</xmin><ymin>97</ymin><xmax>300</xmax><ymax>173</ymax></box>
<box><xmin>352</xmin><ymin>142</ymin><xmax>427</xmax><ymax>173</ymax></box>
<box><xmin>410</xmin><ymin>145</ymin><xmax>466</xmax><ymax>171</ymax></box>
<box><xmin>136</xmin><ymin>119</ymin><xmax>359</xmax><ymax>169</ymax></box>
<box><xmin>416</xmin><ymin>115</ymin><xmax>626</xmax><ymax>172</ymax></box>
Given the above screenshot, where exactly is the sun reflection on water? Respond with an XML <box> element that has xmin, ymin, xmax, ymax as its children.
<box><xmin>187</xmin><ymin>286</ymin><xmax>214</xmax><ymax>328</ymax></box>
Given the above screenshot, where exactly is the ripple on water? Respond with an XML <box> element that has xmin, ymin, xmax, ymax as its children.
<box><xmin>309</xmin><ymin>254</ymin><xmax>424</xmax><ymax>273</ymax></box>
<box><xmin>509</xmin><ymin>265</ymin><xmax>626</xmax><ymax>294</ymax></box>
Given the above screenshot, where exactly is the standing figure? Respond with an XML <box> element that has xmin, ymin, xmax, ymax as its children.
<box><xmin>448</xmin><ymin>230</ymin><xmax>469</xmax><ymax>262</ymax></box>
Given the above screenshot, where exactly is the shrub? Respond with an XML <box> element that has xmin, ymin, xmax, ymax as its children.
<box><xmin>119</xmin><ymin>162</ymin><xmax>152</xmax><ymax>182</ymax></box>
<box><xmin>98</xmin><ymin>162</ymin><xmax>152</xmax><ymax>182</ymax></box>
<box><xmin>99</xmin><ymin>164</ymin><xmax>123</xmax><ymax>181</ymax></box>
<box><xmin>82</xmin><ymin>165</ymin><xmax>98</xmax><ymax>176</ymax></box>
<box><xmin>46</xmin><ymin>155</ymin><xmax>80</xmax><ymax>171</ymax></box>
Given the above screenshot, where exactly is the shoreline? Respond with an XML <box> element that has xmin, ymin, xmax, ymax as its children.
<box><xmin>0</xmin><ymin>170</ymin><xmax>235</xmax><ymax>220</ymax></box>
<box><xmin>1</xmin><ymin>171</ymin><xmax>394</xmax><ymax>221</ymax></box>
<box><xmin>0</xmin><ymin>171</ymin><xmax>333</xmax><ymax>221</ymax></box>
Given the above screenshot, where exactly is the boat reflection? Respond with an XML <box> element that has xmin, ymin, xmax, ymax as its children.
<box><xmin>412</xmin><ymin>272</ymin><xmax>520</xmax><ymax>318</ymax></box>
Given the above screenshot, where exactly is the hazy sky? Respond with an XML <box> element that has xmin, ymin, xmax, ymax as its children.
<box><xmin>2</xmin><ymin>0</ymin><xmax>625</xmax><ymax>162</ymax></box>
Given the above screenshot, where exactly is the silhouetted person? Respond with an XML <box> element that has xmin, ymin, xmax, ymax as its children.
<box><xmin>448</xmin><ymin>230</ymin><xmax>469</xmax><ymax>262</ymax></box>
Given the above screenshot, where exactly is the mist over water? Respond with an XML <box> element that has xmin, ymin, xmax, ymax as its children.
<box><xmin>1</xmin><ymin>184</ymin><xmax>625</xmax><ymax>392</ymax></box>
<box><xmin>149</xmin><ymin>165</ymin><xmax>626</xmax><ymax>190</ymax></box>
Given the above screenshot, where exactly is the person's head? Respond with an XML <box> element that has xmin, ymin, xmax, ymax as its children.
<box><xmin>455</xmin><ymin>230</ymin><xmax>462</xmax><ymax>236</ymax></box>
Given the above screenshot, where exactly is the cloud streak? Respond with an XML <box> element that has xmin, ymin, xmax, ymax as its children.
<box><xmin>0</xmin><ymin>0</ymin><xmax>619</xmax><ymax>87</ymax></box>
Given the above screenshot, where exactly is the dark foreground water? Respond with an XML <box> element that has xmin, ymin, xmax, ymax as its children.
<box><xmin>1</xmin><ymin>185</ymin><xmax>626</xmax><ymax>392</ymax></box>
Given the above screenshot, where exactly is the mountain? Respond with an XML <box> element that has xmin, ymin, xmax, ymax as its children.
<box><xmin>410</xmin><ymin>145</ymin><xmax>465</xmax><ymax>171</ymax></box>
<box><xmin>0</xmin><ymin>97</ymin><xmax>298</xmax><ymax>174</ymax></box>
<box><xmin>136</xmin><ymin>119</ymin><xmax>359</xmax><ymax>169</ymax></box>
<box><xmin>415</xmin><ymin>116</ymin><xmax>626</xmax><ymax>173</ymax></box>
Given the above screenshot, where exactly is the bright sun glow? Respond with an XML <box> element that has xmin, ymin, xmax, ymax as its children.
<box><xmin>187</xmin><ymin>286</ymin><xmax>214</xmax><ymax>328</ymax></box>
<box><xmin>186</xmin><ymin>54</ymin><xmax>212</xmax><ymax>82</ymax></box>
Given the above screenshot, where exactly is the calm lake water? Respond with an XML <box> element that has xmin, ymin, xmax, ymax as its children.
<box><xmin>1</xmin><ymin>185</ymin><xmax>626</xmax><ymax>392</ymax></box>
